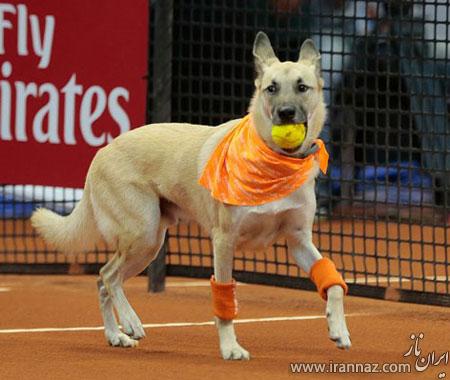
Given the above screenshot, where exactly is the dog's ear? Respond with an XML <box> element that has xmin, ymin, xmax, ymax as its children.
<box><xmin>299</xmin><ymin>39</ymin><xmax>322</xmax><ymax>79</ymax></box>
<box><xmin>253</xmin><ymin>32</ymin><xmax>278</xmax><ymax>79</ymax></box>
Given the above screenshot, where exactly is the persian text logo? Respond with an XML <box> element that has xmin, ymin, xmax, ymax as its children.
<box><xmin>403</xmin><ymin>332</ymin><xmax>448</xmax><ymax>379</ymax></box>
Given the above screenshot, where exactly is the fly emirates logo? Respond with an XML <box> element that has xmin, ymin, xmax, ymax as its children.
<box><xmin>0</xmin><ymin>3</ymin><xmax>131</xmax><ymax>147</ymax></box>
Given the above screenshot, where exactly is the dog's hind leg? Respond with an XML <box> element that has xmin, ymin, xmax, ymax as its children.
<box><xmin>94</xmin><ymin>186</ymin><xmax>168</xmax><ymax>347</ymax></box>
<box><xmin>97</xmin><ymin>253</ymin><xmax>139</xmax><ymax>347</ymax></box>
<box><xmin>115</xmin><ymin>227</ymin><xmax>167</xmax><ymax>339</ymax></box>
<box><xmin>99</xmin><ymin>225</ymin><xmax>167</xmax><ymax>346</ymax></box>
<box><xmin>212</xmin><ymin>232</ymin><xmax>250</xmax><ymax>360</ymax></box>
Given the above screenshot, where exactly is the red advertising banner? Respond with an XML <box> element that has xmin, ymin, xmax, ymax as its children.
<box><xmin>0</xmin><ymin>0</ymin><xmax>148</xmax><ymax>188</ymax></box>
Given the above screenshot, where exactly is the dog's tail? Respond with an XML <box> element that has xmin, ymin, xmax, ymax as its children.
<box><xmin>31</xmin><ymin>186</ymin><xmax>101</xmax><ymax>255</ymax></box>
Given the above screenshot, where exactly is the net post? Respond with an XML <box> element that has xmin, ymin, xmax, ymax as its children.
<box><xmin>148</xmin><ymin>235</ymin><xmax>168</xmax><ymax>293</ymax></box>
<box><xmin>146</xmin><ymin>0</ymin><xmax>173</xmax><ymax>293</ymax></box>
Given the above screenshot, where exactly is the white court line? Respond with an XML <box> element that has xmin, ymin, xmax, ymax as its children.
<box><xmin>425</xmin><ymin>276</ymin><xmax>448</xmax><ymax>281</ymax></box>
<box><xmin>169</xmin><ymin>277</ymin><xmax>448</xmax><ymax>286</ymax></box>
<box><xmin>169</xmin><ymin>277</ymin><xmax>446</xmax><ymax>286</ymax></box>
<box><xmin>0</xmin><ymin>313</ymin><xmax>363</xmax><ymax>334</ymax></box>
<box><xmin>166</xmin><ymin>281</ymin><xmax>246</xmax><ymax>287</ymax></box>
<box><xmin>347</xmin><ymin>277</ymin><xmax>410</xmax><ymax>284</ymax></box>
<box><xmin>348</xmin><ymin>276</ymin><xmax>449</xmax><ymax>284</ymax></box>
<box><xmin>0</xmin><ymin>287</ymin><xmax>11</xmax><ymax>292</ymax></box>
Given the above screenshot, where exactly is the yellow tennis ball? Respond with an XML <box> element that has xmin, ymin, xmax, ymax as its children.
<box><xmin>271</xmin><ymin>123</ymin><xmax>306</xmax><ymax>149</ymax></box>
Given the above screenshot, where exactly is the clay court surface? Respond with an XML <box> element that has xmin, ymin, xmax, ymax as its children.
<box><xmin>0</xmin><ymin>275</ymin><xmax>449</xmax><ymax>380</ymax></box>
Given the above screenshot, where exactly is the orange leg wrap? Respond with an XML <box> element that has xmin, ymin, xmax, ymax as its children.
<box><xmin>210</xmin><ymin>275</ymin><xmax>238</xmax><ymax>320</ymax></box>
<box><xmin>309</xmin><ymin>257</ymin><xmax>348</xmax><ymax>300</ymax></box>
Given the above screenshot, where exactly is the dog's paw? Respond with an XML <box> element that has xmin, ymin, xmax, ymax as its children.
<box><xmin>220</xmin><ymin>342</ymin><xmax>250</xmax><ymax>360</ymax></box>
<box><xmin>326</xmin><ymin>285</ymin><xmax>351</xmax><ymax>350</ymax></box>
<box><xmin>328</xmin><ymin>323</ymin><xmax>351</xmax><ymax>350</ymax></box>
<box><xmin>326</xmin><ymin>307</ymin><xmax>351</xmax><ymax>350</ymax></box>
<box><xmin>106</xmin><ymin>331</ymin><xmax>139</xmax><ymax>348</ymax></box>
<box><xmin>121</xmin><ymin>318</ymin><xmax>146</xmax><ymax>340</ymax></box>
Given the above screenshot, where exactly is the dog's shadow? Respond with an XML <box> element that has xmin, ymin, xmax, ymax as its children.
<box><xmin>67</xmin><ymin>341</ymin><xmax>213</xmax><ymax>360</ymax></box>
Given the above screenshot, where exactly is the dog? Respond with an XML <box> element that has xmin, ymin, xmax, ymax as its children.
<box><xmin>31</xmin><ymin>32</ymin><xmax>351</xmax><ymax>360</ymax></box>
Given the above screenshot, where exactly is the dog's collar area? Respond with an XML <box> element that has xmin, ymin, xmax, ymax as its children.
<box><xmin>299</xmin><ymin>143</ymin><xmax>319</xmax><ymax>158</ymax></box>
<box><xmin>282</xmin><ymin>142</ymin><xmax>319</xmax><ymax>158</ymax></box>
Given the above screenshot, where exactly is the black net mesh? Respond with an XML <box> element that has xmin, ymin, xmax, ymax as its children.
<box><xmin>1</xmin><ymin>0</ymin><xmax>449</xmax><ymax>304</ymax></box>
<box><xmin>165</xmin><ymin>0</ymin><xmax>450</xmax><ymax>302</ymax></box>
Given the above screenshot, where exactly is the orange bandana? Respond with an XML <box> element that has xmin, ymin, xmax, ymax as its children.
<box><xmin>198</xmin><ymin>114</ymin><xmax>329</xmax><ymax>206</ymax></box>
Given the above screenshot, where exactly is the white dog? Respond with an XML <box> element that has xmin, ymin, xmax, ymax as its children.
<box><xmin>31</xmin><ymin>32</ymin><xmax>351</xmax><ymax>360</ymax></box>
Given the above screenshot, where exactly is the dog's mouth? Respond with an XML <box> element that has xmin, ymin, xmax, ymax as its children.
<box><xmin>282</xmin><ymin>146</ymin><xmax>300</xmax><ymax>154</ymax></box>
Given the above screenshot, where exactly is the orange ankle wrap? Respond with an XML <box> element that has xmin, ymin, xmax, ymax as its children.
<box><xmin>309</xmin><ymin>257</ymin><xmax>348</xmax><ymax>300</ymax></box>
<box><xmin>210</xmin><ymin>275</ymin><xmax>238</xmax><ymax>320</ymax></box>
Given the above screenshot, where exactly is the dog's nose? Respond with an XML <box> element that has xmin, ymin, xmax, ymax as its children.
<box><xmin>277</xmin><ymin>106</ymin><xmax>296</xmax><ymax>124</ymax></box>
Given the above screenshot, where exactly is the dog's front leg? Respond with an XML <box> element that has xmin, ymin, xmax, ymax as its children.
<box><xmin>288</xmin><ymin>230</ymin><xmax>351</xmax><ymax>349</ymax></box>
<box><xmin>212</xmin><ymin>232</ymin><xmax>250</xmax><ymax>360</ymax></box>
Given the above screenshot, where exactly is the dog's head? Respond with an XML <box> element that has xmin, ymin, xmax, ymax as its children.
<box><xmin>249</xmin><ymin>32</ymin><xmax>326</xmax><ymax>156</ymax></box>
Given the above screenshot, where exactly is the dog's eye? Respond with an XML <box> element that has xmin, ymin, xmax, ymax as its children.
<box><xmin>298</xmin><ymin>84</ymin><xmax>308</xmax><ymax>93</ymax></box>
<box><xmin>267</xmin><ymin>84</ymin><xmax>277</xmax><ymax>94</ymax></box>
